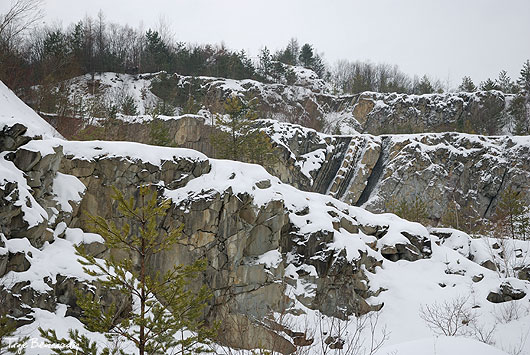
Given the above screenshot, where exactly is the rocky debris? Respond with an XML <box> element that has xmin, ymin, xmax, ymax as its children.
<box><xmin>436</xmin><ymin>228</ymin><xmax>530</xmax><ymax>284</ymax></box>
<box><xmin>0</xmin><ymin>281</ymin><xmax>55</xmax><ymax>325</ymax></box>
<box><xmin>487</xmin><ymin>281</ymin><xmax>527</xmax><ymax>303</ymax></box>
<box><xmin>380</xmin><ymin>243</ymin><xmax>423</xmax><ymax>262</ymax></box>
<box><xmin>0</xmin><ymin>123</ymin><xmax>31</xmax><ymax>151</ymax></box>
<box><xmin>516</xmin><ymin>266</ymin><xmax>530</xmax><ymax>281</ymax></box>
<box><xmin>216</xmin><ymin>311</ymin><xmax>297</xmax><ymax>355</ymax></box>
<box><xmin>4</xmin><ymin>251</ymin><xmax>31</xmax><ymax>274</ymax></box>
<box><xmin>53</xmin><ymin>275</ymin><xmax>132</xmax><ymax>320</ymax></box>
<box><xmin>0</xmin><ymin>276</ymin><xmax>131</xmax><ymax>327</ymax></box>
<box><xmin>325</xmin><ymin>335</ymin><xmax>345</xmax><ymax>350</ymax></box>
<box><xmin>481</xmin><ymin>260</ymin><xmax>498</xmax><ymax>272</ymax></box>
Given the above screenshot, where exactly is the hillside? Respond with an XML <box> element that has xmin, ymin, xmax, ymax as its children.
<box><xmin>32</xmin><ymin>70</ymin><xmax>516</xmax><ymax>136</ymax></box>
<box><xmin>24</xmin><ymin>70</ymin><xmax>530</xmax><ymax>230</ymax></box>
<box><xmin>1</xmin><ymin>79</ymin><xmax>530</xmax><ymax>355</ymax></box>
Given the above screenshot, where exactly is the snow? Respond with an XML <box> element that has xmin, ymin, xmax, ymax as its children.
<box><xmin>256</xmin><ymin>249</ymin><xmax>282</xmax><ymax>268</ymax></box>
<box><xmin>5</xmin><ymin>136</ymin><xmax>530</xmax><ymax>353</ymax></box>
<box><xmin>22</xmin><ymin>138</ymin><xmax>208</xmax><ymax>166</ymax></box>
<box><xmin>376</xmin><ymin>336</ymin><xmax>509</xmax><ymax>355</ymax></box>
<box><xmin>64</xmin><ymin>227</ymin><xmax>104</xmax><ymax>246</ymax></box>
<box><xmin>0</xmin><ymin>81</ymin><xmax>62</xmax><ymax>138</ymax></box>
<box><xmin>366</xmin><ymin>237</ymin><xmax>530</xmax><ymax>354</ymax></box>
<box><xmin>16</xmin><ymin>306</ymin><xmax>133</xmax><ymax>355</ymax></box>
<box><xmin>0</xmin><ymin>154</ymin><xmax>48</xmax><ymax>228</ymax></box>
<box><xmin>1</xmin><ymin>229</ymin><xmax>98</xmax><ymax>292</ymax></box>
<box><xmin>64</xmin><ymin>72</ymin><xmax>159</xmax><ymax>116</ymax></box>
<box><xmin>297</xmin><ymin>148</ymin><xmax>327</xmax><ymax>183</ymax></box>
<box><xmin>52</xmin><ymin>173</ymin><xmax>86</xmax><ymax>213</ymax></box>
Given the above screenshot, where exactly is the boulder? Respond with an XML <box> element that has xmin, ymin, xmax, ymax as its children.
<box><xmin>487</xmin><ymin>281</ymin><xmax>527</xmax><ymax>303</ymax></box>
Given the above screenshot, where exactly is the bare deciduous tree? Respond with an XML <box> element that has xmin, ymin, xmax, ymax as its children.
<box><xmin>315</xmin><ymin>311</ymin><xmax>388</xmax><ymax>355</ymax></box>
<box><xmin>419</xmin><ymin>295</ymin><xmax>498</xmax><ymax>346</ymax></box>
<box><xmin>0</xmin><ymin>0</ymin><xmax>44</xmax><ymax>47</ymax></box>
<box><xmin>419</xmin><ymin>296</ymin><xmax>476</xmax><ymax>337</ymax></box>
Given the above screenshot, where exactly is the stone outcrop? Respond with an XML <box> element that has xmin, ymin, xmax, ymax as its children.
<box><xmin>56</xmin><ymin>115</ymin><xmax>530</xmax><ymax>227</ymax></box>
<box><xmin>260</xmin><ymin>121</ymin><xmax>530</xmax><ymax>226</ymax></box>
<box><xmin>40</xmin><ymin>71</ymin><xmax>515</xmax><ymax>135</ymax></box>
<box><xmin>0</xmin><ymin>124</ymin><xmax>395</xmax><ymax>352</ymax></box>
<box><xmin>344</xmin><ymin>90</ymin><xmax>509</xmax><ymax>135</ymax></box>
<box><xmin>2</xmin><ymin>114</ymin><xmax>530</xmax><ymax>353</ymax></box>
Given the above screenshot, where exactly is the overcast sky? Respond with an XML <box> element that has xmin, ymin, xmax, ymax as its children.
<box><xmin>6</xmin><ymin>0</ymin><xmax>530</xmax><ymax>87</ymax></box>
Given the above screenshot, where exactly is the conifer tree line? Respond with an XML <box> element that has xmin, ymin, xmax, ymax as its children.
<box><xmin>0</xmin><ymin>5</ymin><xmax>329</xmax><ymax>92</ymax></box>
<box><xmin>1</xmin><ymin>1</ymin><xmax>530</xmax><ymax>111</ymax></box>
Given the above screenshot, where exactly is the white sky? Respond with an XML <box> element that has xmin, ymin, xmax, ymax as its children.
<box><xmin>4</xmin><ymin>0</ymin><xmax>530</xmax><ymax>87</ymax></box>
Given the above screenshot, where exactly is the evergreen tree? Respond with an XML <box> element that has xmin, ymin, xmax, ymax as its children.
<box><xmin>274</xmin><ymin>38</ymin><xmax>299</xmax><ymax>66</ymax></box>
<box><xmin>479</xmin><ymin>78</ymin><xmax>499</xmax><ymax>91</ymax></box>
<box><xmin>311</xmin><ymin>53</ymin><xmax>326</xmax><ymax>78</ymax></box>
<box><xmin>40</xmin><ymin>185</ymin><xmax>216</xmax><ymax>355</ymax></box>
<box><xmin>143</xmin><ymin>29</ymin><xmax>173</xmax><ymax>72</ymax></box>
<box><xmin>120</xmin><ymin>95</ymin><xmax>138</xmax><ymax>116</ymax></box>
<box><xmin>211</xmin><ymin>96</ymin><xmax>276</xmax><ymax>167</ymax></box>
<box><xmin>258</xmin><ymin>46</ymin><xmax>272</xmax><ymax>77</ymax></box>
<box><xmin>0</xmin><ymin>310</ymin><xmax>29</xmax><ymax>355</ymax></box>
<box><xmin>497</xmin><ymin>70</ymin><xmax>515</xmax><ymax>93</ymax></box>
<box><xmin>385</xmin><ymin>195</ymin><xmax>429</xmax><ymax>225</ymax></box>
<box><xmin>493</xmin><ymin>186</ymin><xmax>530</xmax><ymax>240</ymax></box>
<box><xmin>416</xmin><ymin>75</ymin><xmax>435</xmax><ymax>94</ymax></box>
<box><xmin>509</xmin><ymin>60</ymin><xmax>530</xmax><ymax>134</ymax></box>
<box><xmin>518</xmin><ymin>60</ymin><xmax>530</xmax><ymax>93</ymax></box>
<box><xmin>298</xmin><ymin>43</ymin><xmax>314</xmax><ymax>68</ymax></box>
<box><xmin>458</xmin><ymin>76</ymin><xmax>477</xmax><ymax>92</ymax></box>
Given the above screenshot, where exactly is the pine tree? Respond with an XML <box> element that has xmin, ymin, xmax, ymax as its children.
<box><xmin>311</xmin><ymin>53</ymin><xmax>326</xmax><ymax>78</ymax></box>
<box><xmin>479</xmin><ymin>78</ymin><xmax>499</xmax><ymax>91</ymax></box>
<box><xmin>274</xmin><ymin>38</ymin><xmax>299</xmax><ymax>66</ymax></box>
<box><xmin>0</xmin><ymin>310</ymin><xmax>29</xmax><ymax>355</ymax></box>
<box><xmin>497</xmin><ymin>70</ymin><xmax>515</xmax><ymax>93</ymax></box>
<box><xmin>494</xmin><ymin>186</ymin><xmax>530</xmax><ymax>240</ymax></box>
<box><xmin>211</xmin><ymin>96</ymin><xmax>276</xmax><ymax>167</ymax></box>
<box><xmin>385</xmin><ymin>195</ymin><xmax>429</xmax><ymax>225</ymax></box>
<box><xmin>121</xmin><ymin>95</ymin><xmax>138</xmax><ymax>116</ymax></box>
<box><xmin>258</xmin><ymin>46</ymin><xmax>272</xmax><ymax>78</ymax></box>
<box><xmin>416</xmin><ymin>75</ymin><xmax>435</xmax><ymax>94</ymax></box>
<box><xmin>458</xmin><ymin>76</ymin><xmax>477</xmax><ymax>92</ymax></box>
<box><xmin>40</xmin><ymin>185</ymin><xmax>215</xmax><ymax>355</ymax></box>
<box><xmin>298</xmin><ymin>43</ymin><xmax>314</xmax><ymax>68</ymax></box>
<box><xmin>517</xmin><ymin>60</ymin><xmax>530</xmax><ymax>93</ymax></box>
<box><xmin>509</xmin><ymin>60</ymin><xmax>530</xmax><ymax>134</ymax></box>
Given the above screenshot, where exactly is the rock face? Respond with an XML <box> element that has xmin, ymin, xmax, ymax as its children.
<box><xmin>59</xmin><ymin>115</ymin><xmax>530</xmax><ymax>227</ymax></box>
<box><xmin>343</xmin><ymin>91</ymin><xmax>509</xmax><ymax>136</ymax></box>
<box><xmin>262</xmin><ymin>121</ymin><xmax>530</xmax><ymax>226</ymax></box>
<box><xmin>0</xmin><ymin>119</ymin><xmax>438</xmax><ymax>353</ymax></box>
<box><xmin>33</xmin><ymin>71</ymin><xmax>529</xmax><ymax>227</ymax></box>
<box><xmin>38</xmin><ymin>71</ymin><xmax>515</xmax><ymax>135</ymax></box>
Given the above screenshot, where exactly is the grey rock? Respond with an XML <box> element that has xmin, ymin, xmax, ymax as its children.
<box><xmin>487</xmin><ymin>281</ymin><xmax>527</xmax><ymax>303</ymax></box>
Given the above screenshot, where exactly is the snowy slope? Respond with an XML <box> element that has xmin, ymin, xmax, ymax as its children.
<box><xmin>0</xmin><ymin>81</ymin><xmax>62</xmax><ymax>138</ymax></box>
<box><xmin>376</xmin><ymin>337</ymin><xmax>510</xmax><ymax>355</ymax></box>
